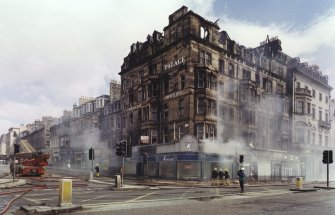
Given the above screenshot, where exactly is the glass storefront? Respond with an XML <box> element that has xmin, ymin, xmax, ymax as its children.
<box><xmin>177</xmin><ymin>161</ymin><xmax>201</xmax><ymax>180</ymax></box>
<box><xmin>159</xmin><ymin>161</ymin><xmax>175</xmax><ymax>178</ymax></box>
<box><xmin>148</xmin><ymin>162</ymin><xmax>158</xmax><ymax>177</ymax></box>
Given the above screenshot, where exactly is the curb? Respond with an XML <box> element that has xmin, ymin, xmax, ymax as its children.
<box><xmin>21</xmin><ymin>205</ymin><xmax>82</xmax><ymax>215</ymax></box>
<box><xmin>313</xmin><ymin>186</ymin><xmax>335</xmax><ymax>189</ymax></box>
<box><xmin>289</xmin><ymin>188</ymin><xmax>318</xmax><ymax>192</ymax></box>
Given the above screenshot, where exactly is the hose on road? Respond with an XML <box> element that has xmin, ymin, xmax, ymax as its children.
<box><xmin>0</xmin><ymin>189</ymin><xmax>31</xmax><ymax>215</ymax></box>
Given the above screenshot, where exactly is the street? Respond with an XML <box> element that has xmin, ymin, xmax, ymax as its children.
<box><xmin>0</xmin><ymin>165</ymin><xmax>334</xmax><ymax>214</ymax></box>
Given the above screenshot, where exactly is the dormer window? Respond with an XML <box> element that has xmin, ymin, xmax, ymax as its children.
<box><xmin>200</xmin><ymin>26</ymin><xmax>209</xmax><ymax>40</ymax></box>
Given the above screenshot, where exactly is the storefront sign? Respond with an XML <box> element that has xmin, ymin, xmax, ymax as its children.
<box><xmin>159</xmin><ymin>155</ymin><xmax>174</xmax><ymax>161</ymax></box>
<box><xmin>164</xmin><ymin>57</ymin><xmax>185</xmax><ymax>71</ymax></box>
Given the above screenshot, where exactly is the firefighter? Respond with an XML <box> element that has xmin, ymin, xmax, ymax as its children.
<box><xmin>211</xmin><ymin>167</ymin><xmax>218</xmax><ymax>186</ymax></box>
<box><xmin>237</xmin><ymin>167</ymin><xmax>246</xmax><ymax>193</ymax></box>
<box><xmin>95</xmin><ymin>164</ymin><xmax>100</xmax><ymax>177</ymax></box>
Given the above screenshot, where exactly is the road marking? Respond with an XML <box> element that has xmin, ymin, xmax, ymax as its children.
<box><xmin>181</xmin><ymin>190</ymin><xmax>192</xmax><ymax>198</ymax></box>
<box><xmin>127</xmin><ymin>191</ymin><xmax>159</xmax><ymax>202</ymax></box>
<box><xmin>22</xmin><ymin>197</ymin><xmax>41</xmax><ymax>204</ymax></box>
<box><xmin>82</xmin><ymin>195</ymin><xmax>108</xmax><ymax>202</ymax></box>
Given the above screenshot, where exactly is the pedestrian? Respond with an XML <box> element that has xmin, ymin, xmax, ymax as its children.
<box><xmin>211</xmin><ymin>167</ymin><xmax>218</xmax><ymax>186</ymax></box>
<box><xmin>95</xmin><ymin>164</ymin><xmax>100</xmax><ymax>177</ymax></box>
<box><xmin>237</xmin><ymin>167</ymin><xmax>246</xmax><ymax>193</ymax></box>
<box><xmin>218</xmin><ymin>169</ymin><xmax>224</xmax><ymax>185</ymax></box>
<box><xmin>224</xmin><ymin>169</ymin><xmax>230</xmax><ymax>186</ymax></box>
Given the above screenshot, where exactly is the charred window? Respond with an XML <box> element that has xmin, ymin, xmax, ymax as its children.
<box><xmin>200</xmin><ymin>26</ymin><xmax>209</xmax><ymax>40</ymax></box>
<box><xmin>197</xmin><ymin>98</ymin><xmax>205</xmax><ymax>115</ymax></box>
<box><xmin>163</xmin><ymin>76</ymin><xmax>169</xmax><ymax>95</ymax></box>
<box><xmin>206</xmin><ymin>99</ymin><xmax>216</xmax><ymax>116</ymax></box>
<box><xmin>219</xmin><ymin>59</ymin><xmax>225</xmax><ymax>74</ymax></box>
<box><xmin>242</xmin><ymin>69</ymin><xmax>251</xmax><ymax>80</ymax></box>
<box><xmin>207</xmin><ymin>74</ymin><xmax>217</xmax><ymax>90</ymax></box>
<box><xmin>178</xmin><ymin>98</ymin><xmax>184</xmax><ymax>116</ymax></box>
<box><xmin>180</xmin><ymin>75</ymin><xmax>185</xmax><ymax>90</ymax></box>
<box><xmin>151</xmin><ymin>129</ymin><xmax>157</xmax><ymax>144</ymax></box>
<box><xmin>138</xmin><ymin>109</ymin><xmax>142</xmax><ymax>123</ymax></box>
<box><xmin>151</xmin><ymin>82</ymin><xmax>159</xmax><ymax>97</ymax></box>
<box><xmin>178</xmin><ymin>125</ymin><xmax>185</xmax><ymax>140</ymax></box>
<box><xmin>218</xmin><ymin>82</ymin><xmax>224</xmax><ymax>97</ymax></box>
<box><xmin>149</xmin><ymin>64</ymin><xmax>157</xmax><ymax>75</ymax></box>
<box><xmin>129</xmin><ymin>112</ymin><xmax>133</xmax><ymax>126</ymax></box>
<box><xmin>196</xmin><ymin>123</ymin><xmax>204</xmax><ymax>140</ymax></box>
<box><xmin>199</xmin><ymin>51</ymin><xmax>211</xmax><ymax>65</ymax></box>
<box><xmin>197</xmin><ymin>71</ymin><xmax>205</xmax><ymax>88</ymax></box>
<box><xmin>228</xmin><ymin>63</ymin><xmax>234</xmax><ymax>78</ymax></box>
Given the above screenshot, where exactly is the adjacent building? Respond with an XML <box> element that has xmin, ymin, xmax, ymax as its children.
<box><xmin>288</xmin><ymin>58</ymin><xmax>333</xmax><ymax>179</ymax></box>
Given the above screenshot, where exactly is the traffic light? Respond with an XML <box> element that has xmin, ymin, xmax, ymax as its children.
<box><xmin>116</xmin><ymin>143</ymin><xmax>122</xmax><ymax>156</ymax></box>
<box><xmin>14</xmin><ymin>143</ymin><xmax>20</xmax><ymax>154</ymax></box>
<box><xmin>120</xmin><ymin>141</ymin><xmax>126</xmax><ymax>156</ymax></box>
<box><xmin>89</xmin><ymin>147</ymin><xmax>94</xmax><ymax>160</ymax></box>
<box><xmin>323</xmin><ymin>150</ymin><xmax>333</xmax><ymax>164</ymax></box>
<box><xmin>239</xmin><ymin>155</ymin><xmax>244</xmax><ymax>163</ymax></box>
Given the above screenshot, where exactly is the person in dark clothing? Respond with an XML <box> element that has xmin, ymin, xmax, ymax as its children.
<box><xmin>237</xmin><ymin>168</ymin><xmax>246</xmax><ymax>192</ymax></box>
<box><xmin>211</xmin><ymin>167</ymin><xmax>218</xmax><ymax>185</ymax></box>
<box><xmin>218</xmin><ymin>169</ymin><xmax>224</xmax><ymax>185</ymax></box>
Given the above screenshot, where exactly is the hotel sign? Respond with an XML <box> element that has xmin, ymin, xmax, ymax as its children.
<box><xmin>164</xmin><ymin>57</ymin><xmax>185</xmax><ymax>71</ymax></box>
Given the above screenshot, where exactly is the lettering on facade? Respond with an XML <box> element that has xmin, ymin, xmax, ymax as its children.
<box><xmin>162</xmin><ymin>155</ymin><xmax>174</xmax><ymax>161</ymax></box>
<box><xmin>127</xmin><ymin>104</ymin><xmax>141</xmax><ymax>112</ymax></box>
<box><xmin>164</xmin><ymin>57</ymin><xmax>185</xmax><ymax>71</ymax></box>
<box><xmin>163</xmin><ymin>89</ymin><xmax>188</xmax><ymax>100</ymax></box>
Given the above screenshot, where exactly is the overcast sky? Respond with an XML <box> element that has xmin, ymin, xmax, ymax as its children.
<box><xmin>1</xmin><ymin>0</ymin><xmax>335</xmax><ymax>134</ymax></box>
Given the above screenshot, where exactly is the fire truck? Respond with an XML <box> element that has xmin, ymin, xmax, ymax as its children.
<box><xmin>10</xmin><ymin>140</ymin><xmax>50</xmax><ymax>177</ymax></box>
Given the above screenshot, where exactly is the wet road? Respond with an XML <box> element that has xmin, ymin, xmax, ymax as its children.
<box><xmin>2</xmin><ymin>166</ymin><xmax>335</xmax><ymax>215</ymax></box>
<box><xmin>71</xmin><ymin>188</ymin><xmax>335</xmax><ymax>215</ymax></box>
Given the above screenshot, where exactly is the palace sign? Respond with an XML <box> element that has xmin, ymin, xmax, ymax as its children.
<box><xmin>164</xmin><ymin>57</ymin><xmax>185</xmax><ymax>71</ymax></box>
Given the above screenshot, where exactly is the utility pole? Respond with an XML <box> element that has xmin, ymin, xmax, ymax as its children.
<box><xmin>121</xmin><ymin>156</ymin><xmax>124</xmax><ymax>187</ymax></box>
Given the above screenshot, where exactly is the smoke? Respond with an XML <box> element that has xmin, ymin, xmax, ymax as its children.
<box><xmin>202</xmin><ymin>134</ymin><xmax>246</xmax><ymax>155</ymax></box>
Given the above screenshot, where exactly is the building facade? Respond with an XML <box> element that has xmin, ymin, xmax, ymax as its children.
<box><xmin>288</xmin><ymin>58</ymin><xmax>333</xmax><ymax>180</ymax></box>
<box><xmin>119</xmin><ymin>6</ymin><xmax>294</xmax><ymax>180</ymax></box>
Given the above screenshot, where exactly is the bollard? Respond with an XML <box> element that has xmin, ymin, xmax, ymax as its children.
<box><xmin>295</xmin><ymin>177</ymin><xmax>302</xmax><ymax>189</ymax></box>
<box><xmin>115</xmin><ymin>175</ymin><xmax>121</xmax><ymax>189</ymax></box>
<box><xmin>59</xmin><ymin>179</ymin><xmax>72</xmax><ymax>207</ymax></box>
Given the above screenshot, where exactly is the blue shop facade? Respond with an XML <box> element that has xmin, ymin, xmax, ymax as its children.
<box><xmin>124</xmin><ymin>135</ymin><xmax>302</xmax><ymax>181</ymax></box>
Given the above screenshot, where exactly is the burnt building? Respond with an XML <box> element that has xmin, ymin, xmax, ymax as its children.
<box><xmin>119</xmin><ymin>6</ymin><xmax>291</xmax><ymax>180</ymax></box>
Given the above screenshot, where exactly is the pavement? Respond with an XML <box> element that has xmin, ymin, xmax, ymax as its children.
<box><xmin>0</xmin><ymin>178</ymin><xmax>27</xmax><ymax>188</ymax></box>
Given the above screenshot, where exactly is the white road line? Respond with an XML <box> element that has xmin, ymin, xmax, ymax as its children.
<box><xmin>127</xmin><ymin>191</ymin><xmax>159</xmax><ymax>202</ymax></box>
<box><xmin>82</xmin><ymin>195</ymin><xmax>108</xmax><ymax>202</ymax></box>
<box><xmin>22</xmin><ymin>197</ymin><xmax>41</xmax><ymax>204</ymax></box>
<box><xmin>181</xmin><ymin>190</ymin><xmax>191</xmax><ymax>198</ymax></box>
